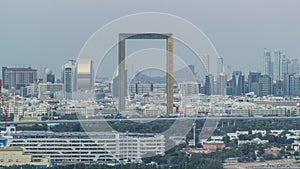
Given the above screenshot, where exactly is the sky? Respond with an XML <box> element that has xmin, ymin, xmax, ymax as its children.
<box><xmin>0</xmin><ymin>0</ymin><xmax>299</xmax><ymax>78</ymax></box>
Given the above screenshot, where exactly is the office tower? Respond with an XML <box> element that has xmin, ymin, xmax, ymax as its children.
<box><xmin>2</xmin><ymin>67</ymin><xmax>37</xmax><ymax>89</ymax></box>
<box><xmin>289</xmin><ymin>59</ymin><xmax>300</xmax><ymax>74</ymax></box>
<box><xmin>62</xmin><ymin>60</ymin><xmax>77</xmax><ymax>94</ymax></box>
<box><xmin>204</xmin><ymin>74</ymin><xmax>214</xmax><ymax>95</ymax></box>
<box><xmin>248</xmin><ymin>72</ymin><xmax>261</xmax><ymax>94</ymax></box>
<box><xmin>284</xmin><ymin>74</ymin><xmax>292</xmax><ymax>96</ymax></box>
<box><xmin>258</xmin><ymin>75</ymin><xmax>272</xmax><ymax>96</ymax></box>
<box><xmin>273</xmin><ymin>80</ymin><xmax>284</xmax><ymax>96</ymax></box>
<box><xmin>284</xmin><ymin>74</ymin><xmax>300</xmax><ymax>96</ymax></box>
<box><xmin>293</xmin><ymin>74</ymin><xmax>300</xmax><ymax>96</ymax></box>
<box><xmin>232</xmin><ymin>71</ymin><xmax>245</xmax><ymax>96</ymax></box>
<box><xmin>77</xmin><ymin>59</ymin><xmax>94</xmax><ymax>91</ymax></box>
<box><xmin>179</xmin><ymin>82</ymin><xmax>199</xmax><ymax>96</ymax></box>
<box><xmin>281</xmin><ymin>53</ymin><xmax>289</xmax><ymax>77</ymax></box>
<box><xmin>217</xmin><ymin>57</ymin><xmax>224</xmax><ymax>75</ymax></box>
<box><xmin>43</xmin><ymin>68</ymin><xmax>55</xmax><ymax>83</ymax></box>
<box><xmin>273</xmin><ymin>50</ymin><xmax>281</xmax><ymax>81</ymax></box>
<box><xmin>263</xmin><ymin>49</ymin><xmax>273</xmax><ymax>79</ymax></box>
<box><xmin>216</xmin><ymin>73</ymin><xmax>227</xmax><ymax>95</ymax></box>
<box><xmin>226</xmin><ymin>79</ymin><xmax>233</xmax><ymax>95</ymax></box>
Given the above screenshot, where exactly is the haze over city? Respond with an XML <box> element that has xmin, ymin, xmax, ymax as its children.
<box><xmin>1</xmin><ymin>0</ymin><xmax>300</xmax><ymax>77</ymax></box>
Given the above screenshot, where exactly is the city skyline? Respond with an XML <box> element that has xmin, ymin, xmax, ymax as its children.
<box><xmin>0</xmin><ymin>0</ymin><xmax>300</xmax><ymax>77</ymax></box>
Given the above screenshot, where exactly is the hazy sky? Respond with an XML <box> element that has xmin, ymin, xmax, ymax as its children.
<box><xmin>0</xmin><ymin>0</ymin><xmax>299</xmax><ymax>78</ymax></box>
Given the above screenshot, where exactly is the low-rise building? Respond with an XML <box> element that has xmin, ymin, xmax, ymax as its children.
<box><xmin>0</xmin><ymin>147</ymin><xmax>50</xmax><ymax>167</ymax></box>
<box><xmin>227</xmin><ymin>133</ymin><xmax>238</xmax><ymax>140</ymax></box>
<box><xmin>38</xmin><ymin>83</ymin><xmax>63</xmax><ymax>98</ymax></box>
<box><xmin>202</xmin><ymin>141</ymin><xmax>225</xmax><ymax>152</ymax></box>
<box><xmin>238</xmin><ymin>138</ymin><xmax>269</xmax><ymax>145</ymax></box>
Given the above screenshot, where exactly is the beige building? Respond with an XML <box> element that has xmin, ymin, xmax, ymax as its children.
<box><xmin>0</xmin><ymin>147</ymin><xmax>50</xmax><ymax>167</ymax></box>
<box><xmin>77</xmin><ymin>58</ymin><xmax>94</xmax><ymax>91</ymax></box>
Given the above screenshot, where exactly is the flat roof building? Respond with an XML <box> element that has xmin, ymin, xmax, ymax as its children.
<box><xmin>2</xmin><ymin>67</ymin><xmax>37</xmax><ymax>89</ymax></box>
<box><xmin>77</xmin><ymin>58</ymin><xmax>94</xmax><ymax>91</ymax></box>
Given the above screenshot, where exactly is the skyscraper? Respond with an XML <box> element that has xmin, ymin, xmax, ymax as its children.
<box><xmin>217</xmin><ymin>57</ymin><xmax>224</xmax><ymax>75</ymax></box>
<box><xmin>248</xmin><ymin>72</ymin><xmax>261</xmax><ymax>93</ymax></box>
<box><xmin>289</xmin><ymin>59</ymin><xmax>300</xmax><ymax>74</ymax></box>
<box><xmin>273</xmin><ymin>50</ymin><xmax>281</xmax><ymax>81</ymax></box>
<box><xmin>281</xmin><ymin>53</ymin><xmax>289</xmax><ymax>78</ymax></box>
<box><xmin>263</xmin><ymin>49</ymin><xmax>273</xmax><ymax>79</ymax></box>
<box><xmin>77</xmin><ymin>59</ymin><xmax>94</xmax><ymax>91</ymax></box>
<box><xmin>43</xmin><ymin>68</ymin><xmax>55</xmax><ymax>83</ymax></box>
<box><xmin>284</xmin><ymin>74</ymin><xmax>300</xmax><ymax>96</ymax></box>
<box><xmin>62</xmin><ymin>60</ymin><xmax>77</xmax><ymax>95</ymax></box>
<box><xmin>216</xmin><ymin>73</ymin><xmax>227</xmax><ymax>95</ymax></box>
<box><xmin>204</xmin><ymin>74</ymin><xmax>214</xmax><ymax>95</ymax></box>
<box><xmin>258</xmin><ymin>75</ymin><xmax>272</xmax><ymax>96</ymax></box>
<box><xmin>284</xmin><ymin>74</ymin><xmax>293</xmax><ymax>96</ymax></box>
<box><xmin>2</xmin><ymin>67</ymin><xmax>37</xmax><ymax>89</ymax></box>
<box><xmin>232</xmin><ymin>71</ymin><xmax>245</xmax><ymax>96</ymax></box>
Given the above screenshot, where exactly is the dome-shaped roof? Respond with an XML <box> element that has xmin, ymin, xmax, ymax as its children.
<box><xmin>45</xmin><ymin>68</ymin><xmax>53</xmax><ymax>75</ymax></box>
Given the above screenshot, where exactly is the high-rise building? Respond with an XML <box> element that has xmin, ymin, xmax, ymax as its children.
<box><xmin>284</xmin><ymin>74</ymin><xmax>292</xmax><ymax>96</ymax></box>
<box><xmin>2</xmin><ymin>67</ymin><xmax>37</xmax><ymax>89</ymax></box>
<box><xmin>273</xmin><ymin>50</ymin><xmax>281</xmax><ymax>81</ymax></box>
<box><xmin>263</xmin><ymin>49</ymin><xmax>273</xmax><ymax>79</ymax></box>
<box><xmin>226</xmin><ymin>79</ymin><xmax>233</xmax><ymax>95</ymax></box>
<box><xmin>204</xmin><ymin>74</ymin><xmax>214</xmax><ymax>95</ymax></box>
<box><xmin>77</xmin><ymin>59</ymin><xmax>94</xmax><ymax>91</ymax></box>
<box><xmin>284</xmin><ymin>74</ymin><xmax>300</xmax><ymax>96</ymax></box>
<box><xmin>62</xmin><ymin>60</ymin><xmax>77</xmax><ymax>94</ymax></box>
<box><xmin>216</xmin><ymin>73</ymin><xmax>227</xmax><ymax>95</ymax></box>
<box><xmin>248</xmin><ymin>72</ymin><xmax>261</xmax><ymax>93</ymax></box>
<box><xmin>281</xmin><ymin>53</ymin><xmax>289</xmax><ymax>78</ymax></box>
<box><xmin>43</xmin><ymin>68</ymin><xmax>55</xmax><ymax>83</ymax></box>
<box><xmin>217</xmin><ymin>57</ymin><xmax>224</xmax><ymax>75</ymax></box>
<box><xmin>273</xmin><ymin>80</ymin><xmax>284</xmax><ymax>96</ymax></box>
<box><xmin>289</xmin><ymin>59</ymin><xmax>300</xmax><ymax>74</ymax></box>
<box><xmin>258</xmin><ymin>75</ymin><xmax>272</xmax><ymax>96</ymax></box>
<box><xmin>231</xmin><ymin>71</ymin><xmax>245</xmax><ymax>96</ymax></box>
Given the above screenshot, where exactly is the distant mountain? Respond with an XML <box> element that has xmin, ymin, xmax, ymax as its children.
<box><xmin>130</xmin><ymin>72</ymin><xmax>165</xmax><ymax>83</ymax></box>
<box><xmin>131</xmin><ymin>66</ymin><xmax>196</xmax><ymax>83</ymax></box>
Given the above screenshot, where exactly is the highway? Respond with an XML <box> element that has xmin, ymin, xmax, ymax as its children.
<box><xmin>1</xmin><ymin>116</ymin><xmax>300</xmax><ymax>125</ymax></box>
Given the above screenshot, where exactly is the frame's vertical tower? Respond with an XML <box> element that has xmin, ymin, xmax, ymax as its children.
<box><xmin>166</xmin><ymin>35</ymin><xmax>174</xmax><ymax>114</ymax></box>
<box><xmin>118</xmin><ymin>35</ymin><xmax>126</xmax><ymax>112</ymax></box>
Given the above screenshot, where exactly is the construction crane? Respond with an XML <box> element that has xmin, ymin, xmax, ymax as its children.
<box><xmin>0</xmin><ymin>80</ymin><xmax>9</xmax><ymax>130</ymax></box>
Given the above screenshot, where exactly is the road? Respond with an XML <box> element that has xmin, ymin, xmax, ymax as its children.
<box><xmin>1</xmin><ymin>116</ymin><xmax>300</xmax><ymax>125</ymax></box>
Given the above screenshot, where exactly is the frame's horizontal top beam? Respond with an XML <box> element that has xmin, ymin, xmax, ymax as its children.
<box><xmin>119</xmin><ymin>33</ymin><xmax>173</xmax><ymax>40</ymax></box>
